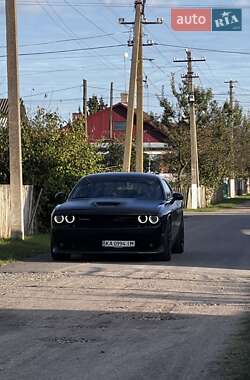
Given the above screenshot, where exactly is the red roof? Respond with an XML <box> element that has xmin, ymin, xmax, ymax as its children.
<box><xmin>87</xmin><ymin>102</ymin><xmax>167</xmax><ymax>143</ymax></box>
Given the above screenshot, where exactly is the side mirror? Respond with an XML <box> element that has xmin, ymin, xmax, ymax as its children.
<box><xmin>55</xmin><ymin>192</ymin><xmax>66</xmax><ymax>204</ymax></box>
<box><xmin>172</xmin><ymin>192</ymin><xmax>183</xmax><ymax>201</ymax></box>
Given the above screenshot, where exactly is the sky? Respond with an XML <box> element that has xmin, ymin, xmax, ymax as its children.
<box><xmin>0</xmin><ymin>0</ymin><xmax>250</xmax><ymax>121</ymax></box>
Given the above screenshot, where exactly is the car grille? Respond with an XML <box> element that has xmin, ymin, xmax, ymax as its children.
<box><xmin>75</xmin><ymin>215</ymin><xmax>145</xmax><ymax>229</ymax></box>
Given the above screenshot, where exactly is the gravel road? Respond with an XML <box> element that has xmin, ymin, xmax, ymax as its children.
<box><xmin>0</xmin><ymin>211</ymin><xmax>249</xmax><ymax>380</ymax></box>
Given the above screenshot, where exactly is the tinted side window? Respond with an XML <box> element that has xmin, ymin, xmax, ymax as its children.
<box><xmin>161</xmin><ymin>180</ymin><xmax>172</xmax><ymax>200</ymax></box>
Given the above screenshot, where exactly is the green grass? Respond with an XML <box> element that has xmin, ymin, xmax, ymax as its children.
<box><xmin>220</xmin><ymin>315</ymin><xmax>250</xmax><ymax>380</ymax></box>
<box><xmin>214</xmin><ymin>194</ymin><xmax>250</xmax><ymax>208</ymax></box>
<box><xmin>186</xmin><ymin>194</ymin><xmax>250</xmax><ymax>212</ymax></box>
<box><xmin>0</xmin><ymin>234</ymin><xmax>50</xmax><ymax>266</ymax></box>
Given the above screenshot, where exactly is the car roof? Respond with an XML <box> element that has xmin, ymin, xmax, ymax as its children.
<box><xmin>82</xmin><ymin>172</ymin><xmax>162</xmax><ymax>181</ymax></box>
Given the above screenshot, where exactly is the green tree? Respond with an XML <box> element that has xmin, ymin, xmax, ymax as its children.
<box><xmin>159</xmin><ymin>74</ymin><xmax>245</xmax><ymax>191</ymax></box>
<box><xmin>100</xmin><ymin>138</ymin><xmax>136</xmax><ymax>172</ymax></box>
<box><xmin>0</xmin><ymin>108</ymin><xmax>102</xmax><ymax>229</ymax></box>
<box><xmin>87</xmin><ymin>95</ymin><xmax>107</xmax><ymax>116</ymax></box>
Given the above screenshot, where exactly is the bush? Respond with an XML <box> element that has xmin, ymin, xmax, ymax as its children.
<box><xmin>0</xmin><ymin>108</ymin><xmax>102</xmax><ymax>230</ymax></box>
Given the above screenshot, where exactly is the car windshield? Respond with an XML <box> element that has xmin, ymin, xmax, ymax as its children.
<box><xmin>70</xmin><ymin>178</ymin><xmax>164</xmax><ymax>201</ymax></box>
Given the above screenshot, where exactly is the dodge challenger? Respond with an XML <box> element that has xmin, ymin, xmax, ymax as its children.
<box><xmin>51</xmin><ymin>172</ymin><xmax>184</xmax><ymax>261</ymax></box>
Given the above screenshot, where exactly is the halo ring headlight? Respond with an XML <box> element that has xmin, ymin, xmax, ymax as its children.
<box><xmin>54</xmin><ymin>215</ymin><xmax>64</xmax><ymax>224</ymax></box>
<box><xmin>138</xmin><ymin>215</ymin><xmax>148</xmax><ymax>224</ymax></box>
<box><xmin>65</xmin><ymin>215</ymin><xmax>75</xmax><ymax>224</ymax></box>
<box><xmin>149</xmin><ymin>216</ymin><xmax>159</xmax><ymax>225</ymax></box>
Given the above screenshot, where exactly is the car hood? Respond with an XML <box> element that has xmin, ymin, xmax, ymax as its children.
<box><xmin>53</xmin><ymin>198</ymin><xmax>165</xmax><ymax>215</ymax></box>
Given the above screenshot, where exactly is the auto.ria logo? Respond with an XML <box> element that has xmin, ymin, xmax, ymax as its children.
<box><xmin>212</xmin><ymin>9</ymin><xmax>242</xmax><ymax>31</ymax></box>
<box><xmin>171</xmin><ymin>8</ymin><xmax>242</xmax><ymax>32</ymax></box>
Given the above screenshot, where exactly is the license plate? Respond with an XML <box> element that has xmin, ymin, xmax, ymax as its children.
<box><xmin>102</xmin><ymin>240</ymin><xmax>135</xmax><ymax>248</ymax></box>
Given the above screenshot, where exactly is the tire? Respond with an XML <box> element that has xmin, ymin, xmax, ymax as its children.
<box><xmin>158</xmin><ymin>222</ymin><xmax>172</xmax><ymax>261</ymax></box>
<box><xmin>172</xmin><ymin>219</ymin><xmax>184</xmax><ymax>254</ymax></box>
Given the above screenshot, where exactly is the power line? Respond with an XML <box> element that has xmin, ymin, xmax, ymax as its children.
<box><xmin>38</xmin><ymin>0</ymin><xmax>122</xmax><ymax>71</ymax></box>
<box><xmin>0</xmin><ymin>44</ymin><xmax>126</xmax><ymax>58</ymax></box>
<box><xmin>21</xmin><ymin>83</ymin><xmax>127</xmax><ymax>99</ymax></box>
<box><xmin>63</xmin><ymin>0</ymin><xmax>123</xmax><ymax>44</ymax></box>
<box><xmin>158</xmin><ymin>43</ymin><xmax>250</xmax><ymax>56</ymax></box>
<box><xmin>0</xmin><ymin>33</ymin><xmax>124</xmax><ymax>49</ymax></box>
<box><xmin>22</xmin><ymin>85</ymin><xmax>82</xmax><ymax>98</ymax></box>
<box><xmin>37</xmin><ymin>0</ymin><xmax>72</xmax><ymax>38</ymax></box>
<box><xmin>13</xmin><ymin>1</ymin><xmax>134</xmax><ymax>6</ymax></box>
<box><xmin>12</xmin><ymin>1</ymin><xmax>250</xmax><ymax>7</ymax></box>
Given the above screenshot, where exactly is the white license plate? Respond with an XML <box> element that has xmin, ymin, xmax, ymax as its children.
<box><xmin>102</xmin><ymin>240</ymin><xmax>135</xmax><ymax>248</ymax></box>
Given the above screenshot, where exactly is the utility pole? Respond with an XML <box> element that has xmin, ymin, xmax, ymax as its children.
<box><xmin>136</xmin><ymin>24</ymin><xmax>143</xmax><ymax>172</ymax></box>
<box><xmin>5</xmin><ymin>0</ymin><xmax>24</xmax><ymax>239</ymax></box>
<box><xmin>225</xmin><ymin>80</ymin><xmax>237</xmax><ymax>198</ymax></box>
<box><xmin>119</xmin><ymin>1</ymin><xmax>141</xmax><ymax>172</ymax></box>
<box><xmin>119</xmin><ymin>1</ymin><xmax>163</xmax><ymax>172</ymax></box>
<box><xmin>83</xmin><ymin>79</ymin><xmax>88</xmax><ymax>138</ymax></box>
<box><xmin>174</xmin><ymin>49</ymin><xmax>206</xmax><ymax>209</ymax></box>
<box><xmin>109</xmin><ymin>81</ymin><xmax>113</xmax><ymax>139</ymax></box>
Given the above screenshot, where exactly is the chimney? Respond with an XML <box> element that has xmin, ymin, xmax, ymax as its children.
<box><xmin>120</xmin><ymin>92</ymin><xmax>128</xmax><ymax>104</ymax></box>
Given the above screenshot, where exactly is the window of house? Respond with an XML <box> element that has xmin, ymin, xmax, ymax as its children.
<box><xmin>114</xmin><ymin>121</ymin><xmax>126</xmax><ymax>131</ymax></box>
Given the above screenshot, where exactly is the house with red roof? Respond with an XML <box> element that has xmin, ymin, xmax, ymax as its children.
<box><xmin>85</xmin><ymin>101</ymin><xmax>168</xmax><ymax>156</ymax></box>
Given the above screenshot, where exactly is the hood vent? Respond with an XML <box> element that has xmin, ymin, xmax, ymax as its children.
<box><xmin>94</xmin><ymin>201</ymin><xmax>121</xmax><ymax>207</ymax></box>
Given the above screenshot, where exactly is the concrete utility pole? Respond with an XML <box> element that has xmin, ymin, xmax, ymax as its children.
<box><xmin>119</xmin><ymin>1</ymin><xmax>141</xmax><ymax>172</ymax></box>
<box><xmin>225</xmin><ymin>80</ymin><xmax>237</xmax><ymax>198</ymax></box>
<box><xmin>174</xmin><ymin>49</ymin><xmax>206</xmax><ymax>209</ymax></box>
<box><xmin>109</xmin><ymin>81</ymin><xmax>114</xmax><ymax>139</ymax></box>
<box><xmin>5</xmin><ymin>0</ymin><xmax>24</xmax><ymax>239</ymax></box>
<box><xmin>136</xmin><ymin>25</ymin><xmax>144</xmax><ymax>172</ymax></box>
<box><xmin>83</xmin><ymin>79</ymin><xmax>88</xmax><ymax>138</ymax></box>
<box><xmin>119</xmin><ymin>0</ymin><xmax>163</xmax><ymax>172</ymax></box>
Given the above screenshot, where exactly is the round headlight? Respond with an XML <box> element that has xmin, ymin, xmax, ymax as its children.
<box><xmin>138</xmin><ymin>215</ymin><xmax>148</xmax><ymax>224</ymax></box>
<box><xmin>149</xmin><ymin>216</ymin><xmax>159</xmax><ymax>225</ymax></box>
<box><xmin>54</xmin><ymin>215</ymin><xmax>64</xmax><ymax>224</ymax></box>
<box><xmin>65</xmin><ymin>215</ymin><xmax>75</xmax><ymax>224</ymax></box>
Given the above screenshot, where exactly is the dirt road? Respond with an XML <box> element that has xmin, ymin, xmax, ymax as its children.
<box><xmin>0</xmin><ymin>212</ymin><xmax>249</xmax><ymax>379</ymax></box>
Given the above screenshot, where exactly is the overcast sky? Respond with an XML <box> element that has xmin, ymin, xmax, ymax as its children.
<box><xmin>0</xmin><ymin>0</ymin><xmax>249</xmax><ymax>120</ymax></box>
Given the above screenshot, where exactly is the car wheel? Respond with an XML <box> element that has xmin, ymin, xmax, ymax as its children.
<box><xmin>51</xmin><ymin>252</ymin><xmax>71</xmax><ymax>261</ymax></box>
<box><xmin>172</xmin><ymin>219</ymin><xmax>184</xmax><ymax>254</ymax></box>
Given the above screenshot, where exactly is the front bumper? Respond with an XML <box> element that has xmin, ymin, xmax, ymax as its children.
<box><xmin>51</xmin><ymin>226</ymin><xmax>165</xmax><ymax>256</ymax></box>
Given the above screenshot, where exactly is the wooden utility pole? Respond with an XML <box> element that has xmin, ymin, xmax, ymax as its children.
<box><xmin>136</xmin><ymin>25</ymin><xmax>144</xmax><ymax>172</ymax></box>
<box><xmin>109</xmin><ymin>81</ymin><xmax>114</xmax><ymax>139</ymax></box>
<box><xmin>5</xmin><ymin>0</ymin><xmax>24</xmax><ymax>239</ymax></box>
<box><xmin>119</xmin><ymin>0</ymin><xmax>163</xmax><ymax>172</ymax></box>
<box><xmin>83</xmin><ymin>79</ymin><xmax>88</xmax><ymax>138</ymax></box>
<box><xmin>174</xmin><ymin>49</ymin><xmax>206</xmax><ymax>209</ymax></box>
<box><xmin>225</xmin><ymin>79</ymin><xmax>237</xmax><ymax>198</ymax></box>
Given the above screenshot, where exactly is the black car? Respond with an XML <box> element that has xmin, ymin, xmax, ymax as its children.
<box><xmin>51</xmin><ymin>172</ymin><xmax>184</xmax><ymax>261</ymax></box>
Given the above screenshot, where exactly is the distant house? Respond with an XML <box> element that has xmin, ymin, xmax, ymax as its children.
<box><xmin>86</xmin><ymin>101</ymin><xmax>168</xmax><ymax>156</ymax></box>
<box><xmin>0</xmin><ymin>99</ymin><xmax>27</xmax><ymax>127</ymax></box>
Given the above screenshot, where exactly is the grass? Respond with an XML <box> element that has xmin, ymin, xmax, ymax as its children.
<box><xmin>214</xmin><ymin>194</ymin><xmax>250</xmax><ymax>208</ymax></box>
<box><xmin>220</xmin><ymin>315</ymin><xmax>250</xmax><ymax>380</ymax></box>
<box><xmin>186</xmin><ymin>194</ymin><xmax>250</xmax><ymax>212</ymax></box>
<box><xmin>0</xmin><ymin>234</ymin><xmax>50</xmax><ymax>266</ymax></box>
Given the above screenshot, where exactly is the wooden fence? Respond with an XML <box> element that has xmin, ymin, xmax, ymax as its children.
<box><xmin>0</xmin><ymin>185</ymin><xmax>34</xmax><ymax>239</ymax></box>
